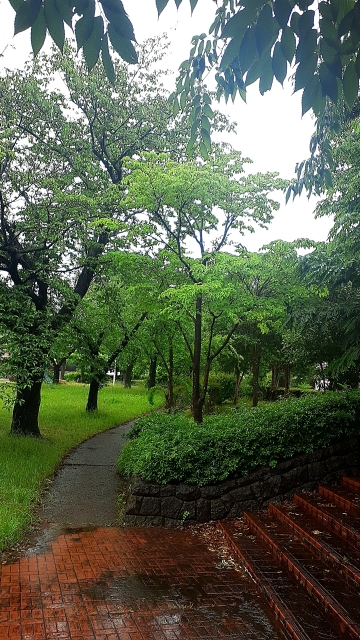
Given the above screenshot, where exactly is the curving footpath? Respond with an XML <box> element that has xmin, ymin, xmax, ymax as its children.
<box><xmin>0</xmin><ymin>422</ymin><xmax>284</xmax><ymax>640</ymax></box>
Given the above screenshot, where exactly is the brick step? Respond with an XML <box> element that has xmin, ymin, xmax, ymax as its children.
<box><xmin>244</xmin><ymin>510</ymin><xmax>360</xmax><ymax>639</ymax></box>
<box><xmin>342</xmin><ymin>478</ymin><xmax>360</xmax><ymax>494</ymax></box>
<box><xmin>220</xmin><ymin>519</ymin><xmax>342</xmax><ymax>640</ymax></box>
<box><xmin>294</xmin><ymin>493</ymin><xmax>360</xmax><ymax>551</ymax></box>
<box><xmin>268</xmin><ymin>502</ymin><xmax>360</xmax><ymax>586</ymax></box>
<box><xmin>319</xmin><ymin>485</ymin><xmax>360</xmax><ymax>516</ymax></box>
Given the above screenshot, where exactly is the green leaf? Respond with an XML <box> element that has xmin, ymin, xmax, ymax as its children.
<box><xmin>356</xmin><ymin>52</ymin><xmax>360</xmax><ymax>77</ymax></box>
<box><xmin>281</xmin><ymin>26</ymin><xmax>296</xmax><ymax>63</ymax></box>
<box><xmin>101</xmin><ymin>33</ymin><xmax>115</xmax><ymax>84</ymax></box>
<box><xmin>239</xmin><ymin>26</ymin><xmax>258</xmax><ymax>73</ymax></box>
<box><xmin>75</xmin><ymin>12</ymin><xmax>94</xmax><ymax>50</ymax></box>
<box><xmin>221</xmin><ymin>4</ymin><xmax>258</xmax><ymax>40</ymax></box>
<box><xmin>272</xmin><ymin>41</ymin><xmax>287</xmax><ymax>84</ymax></box>
<box><xmin>298</xmin><ymin>9</ymin><xmax>315</xmax><ymax>34</ymax></box>
<box><xmin>190</xmin><ymin>120</ymin><xmax>199</xmax><ymax>138</ymax></box>
<box><xmin>301</xmin><ymin>74</ymin><xmax>321</xmax><ymax>115</ymax></box>
<box><xmin>102</xmin><ymin>5</ymin><xmax>135</xmax><ymax>41</ymax></box>
<box><xmin>190</xmin><ymin>0</ymin><xmax>199</xmax><ymax>13</ymax></box>
<box><xmin>259</xmin><ymin>55</ymin><xmax>273</xmax><ymax>94</ymax></box>
<box><xmin>256</xmin><ymin>4</ymin><xmax>277</xmax><ymax>56</ymax></box>
<box><xmin>294</xmin><ymin>53</ymin><xmax>317</xmax><ymax>91</ymax></box>
<box><xmin>44</xmin><ymin>0</ymin><xmax>65</xmax><ymax>51</ymax></box>
<box><xmin>155</xmin><ymin>0</ymin><xmax>170</xmax><ymax>15</ymax></box>
<box><xmin>173</xmin><ymin>97</ymin><xmax>180</xmax><ymax>117</ymax></box>
<box><xmin>14</xmin><ymin>0</ymin><xmax>41</xmax><ymax>34</ymax></box>
<box><xmin>199</xmin><ymin>141</ymin><xmax>209</xmax><ymax>160</ymax></box>
<box><xmin>318</xmin><ymin>2</ymin><xmax>333</xmax><ymax>21</ymax></box>
<box><xmin>108</xmin><ymin>24</ymin><xmax>138</xmax><ymax>63</ymax></box>
<box><xmin>54</xmin><ymin>0</ymin><xmax>72</xmax><ymax>27</ymax></box>
<box><xmin>83</xmin><ymin>15</ymin><xmax>104</xmax><ymax>70</ymax></box>
<box><xmin>9</xmin><ymin>0</ymin><xmax>21</xmax><ymax>10</ymax></box>
<box><xmin>180</xmin><ymin>91</ymin><xmax>186</xmax><ymax>108</ymax></box>
<box><xmin>319</xmin><ymin>62</ymin><xmax>338</xmax><ymax>102</ymax></box>
<box><xmin>203</xmin><ymin>93</ymin><xmax>211</xmax><ymax>104</ymax></box>
<box><xmin>31</xmin><ymin>6</ymin><xmax>46</xmax><ymax>56</ymax></box>
<box><xmin>324</xmin><ymin>168</ymin><xmax>333</xmax><ymax>188</ymax></box>
<box><xmin>186</xmin><ymin>136</ymin><xmax>196</xmax><ymax>155</ymax></box>
<box><xmin>201</xmin><ymin>115</ymin><xmax>210</xmax><ymax>132</ymax></box>
<box><xmin>343</xmin><ymin>61</ymin><xmax>359</xmax><ymax>108</ymax></box>
<box><xmin>295</xmin><ymin>28</ymin><xmax>317</xmax><ymax>63</ymax></box>
<box><xmin>273</xmin><ymin>0</ymin><xmax>292</xmax><ymax>29</ymax></box>
<box><xmin>201</xmin><ymin>128</ymin><xmax>211</xmax><ymax>151</ymax></box>
<box><xmin>203</xmin><ymin>103</ymin><xmax>214</xmax><ymax>119</ymax></box>
<box><xmin>338</xmin><ymin>8</ymin><xmax>354</xmax><ymax>38</ymax></box>
<box><xmin>220</xmin><ymin>33</ymin><xmax>243</xmax><ymax>71</ymax></box>
<box><xmin>320</xmin><ymin>18</ymin><xmax>339</xmax><ymax>49</ymax></box>
<box><xmin>245</xmin><ymin>58</ymin><xmax>262</xmax><ymax>86</ymax></box>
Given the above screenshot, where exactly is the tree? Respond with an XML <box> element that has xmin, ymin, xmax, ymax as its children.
<box><xmin>0</xmin><ymin>41</ymin><xmax>190</xmax><ymax>436</ymax></box>
<box><xmin>7</xmin><ymin>0</ymin><xmax>360</xmax><ymax>156</ymax></box>
<box><xmin>122</xmin><ymin>146</ymin><xmax>286</xmax><ymax>421</ymax></box>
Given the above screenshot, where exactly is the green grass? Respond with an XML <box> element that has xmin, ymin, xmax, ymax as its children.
<box><xmin>0</xmin><ymin>382</ymin><xmax>163</xmax><ymax>551</ymax></box>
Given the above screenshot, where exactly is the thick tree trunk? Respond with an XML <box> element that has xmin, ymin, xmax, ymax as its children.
<box><xmin>11</xmin><ymin>380</ymin><xmax>42</xmax><ymax>436</ymax></box>
<box><xmin>148</xmin><ymin>356</ymin><xmax>157</xmax><ymax>389</ymax></box>
<box><xmin>86</xmin><ymin>378</ymin><xmax>100</xmax><ymax>412</ymax></box>
<box><xmin>60</xmin><ymin>360</ymin><xmax>66</xmax><ymax>381</ymax></box>
<box><xmin>53</xmin><ymin>362</ymin><xmax>61</xmax><ymax>384</ymax></box>
<box><xmin>123</xmin><ymin>363</ymin><xmax>133</xmax><ymax>388</ymax></box>
<box><xmin>192</xmin><ymin>295</ymin><xmax>203</xmax><ymax>424</ymax></box>
<box><xmin>284</xmin><ymin>363</ymin><xmax>291</xmax><ymax>397</ymax></box>
<box><xmin>252</xmin><ymin>345</ymin><xmax>261</xmax><ymax>408</ymax></box>
<box><xmin>271</xmin><ymin>363</ymin><xmax>280</xmax><ymax>388</ymax></box>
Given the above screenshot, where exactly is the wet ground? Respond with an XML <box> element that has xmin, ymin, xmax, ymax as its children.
<box><xmin>0</xmin><ymin>422</ymin><xmax>287</xmax><ymax>640</ymax></box>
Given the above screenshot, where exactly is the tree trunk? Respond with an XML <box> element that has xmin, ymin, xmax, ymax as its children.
<box><xmin>271</xmin><ymin>363</ymin><xmax>280</xmax><ymax>388</ymax></box>
<box><xmin>284</xmin><ymin>363</ymin><xmax>291</xmax><ymax>397</ymax></box>
<box><xmin>252</xmin><ymin>345</ymin><xmax>261</xmax><ymax>408</ymax></box>
<box><xmin>233</xmin><ymin>366</ymin><xmax>244</xmax><ymax>406</ymax></box>
<box><xmin>86</xmin><ymin>378</ymin><xmax>100</xmax><ymax>412</ymax></box>
<box><xmin>53</xmin><ymin>362</ymin><xmax>61</xmax><ymax>384</ymax></box>
<box><xmin>148</xmin><ymin>356</ymin><xmax>157</xmax><ymax>389</ymax></box>
<box><xmin>11</xmin><ymin>380</ymin><xmax>42</xmax><ymax>436</ymax></box>
<box><xmin>60</xmin><ymin>360</ymin><xmax>66</xmax><ymax>381</ymax></box>
<box><xmin>192</xmin><ymin>295</ymin><xmax>203</xmax><ymax>423</ymax></box>
<box><xmin>123</xmin><ymin>363</ymin><xmax>133</xmax><ymax>388</ymax></box>
<box><xmin>165</xmin><ymin>346</ymin><xmax>174</xmax><ymax>410</ymax></box>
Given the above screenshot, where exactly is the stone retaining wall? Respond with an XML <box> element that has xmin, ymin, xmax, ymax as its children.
<box><xmin>122</xmin><ymin>437</ymin><xmax>360</xmax><ymax>527</ymax></box>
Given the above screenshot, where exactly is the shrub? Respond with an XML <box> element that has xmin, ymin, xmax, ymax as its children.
<box><xmin>206</xmin><ymin>373</ymin><xmax>235</xmax><ymax>406</ymax></box>
<box><xmin>117</xmin><ymin>392</ymin><xmax>360</xmax><ymax>486</ymax></box>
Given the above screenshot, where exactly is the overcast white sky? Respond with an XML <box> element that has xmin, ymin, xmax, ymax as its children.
<box><xmin>0</xmin><ymin>0</ymin><xmax>333</xmax><ymax>251</ymax></box>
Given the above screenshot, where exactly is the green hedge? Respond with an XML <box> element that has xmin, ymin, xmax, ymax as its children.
<box><xmin>117</xmin><ymin>392</ymin><xmax>360</xmax><ymax>486</ymax></box>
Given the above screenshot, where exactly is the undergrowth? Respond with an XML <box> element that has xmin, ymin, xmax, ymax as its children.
<box><xmin>118</xmin><ymin>392</ymin><xmax>360</xmax><ymax>486</ymax></box>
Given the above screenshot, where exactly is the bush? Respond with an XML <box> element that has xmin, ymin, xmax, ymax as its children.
<box><xmin>117</xmin><ymin>392</ymin><xmax>360</xmax><ymax>486</ymax></box>
<box><xmin>206</xmin><ymin>373</ymin><xmax>235</xmax><ymax>407</ymax></box>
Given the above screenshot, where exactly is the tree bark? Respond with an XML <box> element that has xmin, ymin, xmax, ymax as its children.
<box><xmin>52</xmin><ymin>362</ymin><xmax>61</xmax><ymax>385</ymax></box>
<box><xmin>192</xmin><ymin>295</ymin><xmax>203</xmax><ymax>423</ymax></box>
<box><xmin>233</xmin><ymin>366</ymin><xmax>244</xmax><ymax>406</ymax></box>
<box><xmin>86</xmin><ymin>378</ymin><xmax>100</xmax><ymax>412</ymax></box>
<box><xmin>148</xmin><ymin>356</ymin><xmax>157</xmax><ymax>389</ymax></box>
<box><xmin>165</xmin><ymin>345</ymin><xmax>174</xmax><ymax>410</ymax></box>
<box><xmin>284</xmin><ymin>363</ymin><xmax>291</xmax><ymax>397</ymax></box>
<box><xmin>252</xmin><ymin>345</ymin><xmax>261</xmax><ymax>408</ymax></box>
<box><xmin>123</xmin><ymin>363</ymin><xmax>133</xmax><ymax>388</ymax></box>
<box><xmin>11</xmin><ymin>380</ymin><xmax>42</xmax><ymax>436</ymax></box>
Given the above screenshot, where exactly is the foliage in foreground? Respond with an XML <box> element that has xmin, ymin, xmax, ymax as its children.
<box><xmin>118</xmin><ymin>392</ymin><xmax>360</xmax><ymax>486</ymax></box>
<box><xmin>0</xmin><ymin>383</ymin><xmax>162</xmax><ymax>552</ymax></box>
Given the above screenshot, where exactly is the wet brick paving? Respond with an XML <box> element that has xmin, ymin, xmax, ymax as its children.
<box><xmin>0</xmin><ymin>525</ymin><xmax>285</xmax><ymax>640</ymax></box>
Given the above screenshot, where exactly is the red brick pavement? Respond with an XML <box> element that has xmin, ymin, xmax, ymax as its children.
<box><xmin>0</xmin><ymin>526</ymin><xmax>284</xmax><ymax>640</ymax></box>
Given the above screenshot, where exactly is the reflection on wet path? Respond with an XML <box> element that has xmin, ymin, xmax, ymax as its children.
<box><xmin>0</xmin><ymin>525</ymin><xmax>286</xmax><ymax>639</ymax></box>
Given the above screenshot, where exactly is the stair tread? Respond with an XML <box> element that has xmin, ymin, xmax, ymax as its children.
<box><xmin>343</xmin><ymin>477</ymin><xmax>360</xmax><ymax>494</ymax></box>
<box><xmin>245</xmin><ymin>510</ymin><xmax>360</xmax><ymax>628</ymax></box>
<box><xmin>294</xmin><ymin>492</ymin><xmax>360</xmax><ymax>537</ymax></box>
<box><xmin>271</xmin><ymin>502</ymin><xmax>360</xmax><ymax>583</ymax></box>
<box><xmin>221</xmin><ymin>520</ymin><xmax>342</xmax><ymax>640</ymax></box>
<box><xmin>320</xmin><ymin>484</ymin><xmax>360</xmax><ymax>513</ymax></box>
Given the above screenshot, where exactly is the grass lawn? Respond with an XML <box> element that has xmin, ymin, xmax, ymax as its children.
<box><xmin>0</xmin><ymin>382</ymin><xmax>163</xmax><ymax>552</ymax></box>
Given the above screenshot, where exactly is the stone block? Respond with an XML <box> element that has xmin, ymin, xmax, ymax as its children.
<box><xmin>176</xmin><ymin>484</ymin><xmax>201</xmax><ymax>500</ymax></box>
<box><xmin>211</xmin><ymin>498</ymin><xmax>228</xmax><ymax>520</ymax></box>
<box><xmin>140</xmin><ymin>496</ymin><xmax>161</xmax><ymax>516</ymax></box>
<box><xmin>161</xmin><ymin>496</ymin><xmax>183</xmax><ymax>520</ymax></box>
<box><xmin>124</xmin><ymin>494</ymin><xmax>143</xmax><ymax>515</ymax></box>
<box><xmin>196</xmin><ymin>498</ymin><xmax>211</xmax><ymax>522</ymax></box>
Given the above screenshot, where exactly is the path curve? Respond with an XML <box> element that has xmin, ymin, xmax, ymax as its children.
<box><xmin>39</xmin><ymin>420</ymin><xmax>135</xmax><ymax>527</ymax></box>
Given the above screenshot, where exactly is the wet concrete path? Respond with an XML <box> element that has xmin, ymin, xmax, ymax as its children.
<box><xmin>0</xmin><ymin>421</ymin><xmax>287</xmax><ymax>640</ymax></box>
<box><xmin>40</xmin><ymin>421</ymin><xmax>134</xmax><ymax>527</ymax></box>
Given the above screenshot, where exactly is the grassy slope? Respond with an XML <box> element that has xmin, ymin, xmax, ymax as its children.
<box><xmin>0</xmin><ymin>382</ymin><xmax>162</xmax><ymax>551</ymax></box>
